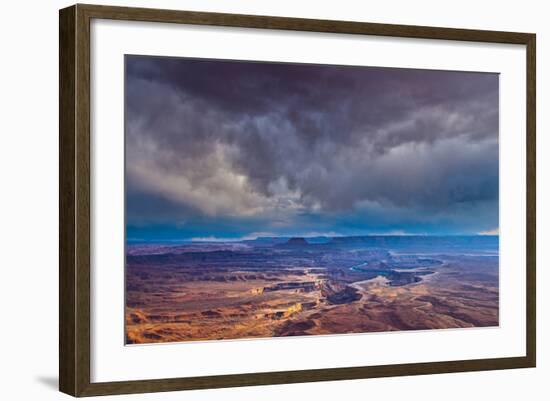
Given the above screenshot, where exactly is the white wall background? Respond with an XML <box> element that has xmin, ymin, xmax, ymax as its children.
<box><xmin>0</xmin><ymin>0</ymin><xmax>546</xmax><ymax>400</ymax></box>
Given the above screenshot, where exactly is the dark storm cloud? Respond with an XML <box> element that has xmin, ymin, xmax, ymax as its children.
<box><xmin>125</xmin><ymin>55</ymin><xmax>499</xmax><ymax>237</ymax></box>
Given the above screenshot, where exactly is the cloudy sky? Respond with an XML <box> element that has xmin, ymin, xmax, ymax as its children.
<box><xmin>125</xmin><ymin>55</ymin><xmax>499</xmax><ymax>241</ymax></box>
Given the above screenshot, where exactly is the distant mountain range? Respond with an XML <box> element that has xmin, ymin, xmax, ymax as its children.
<box><xmin>241</xmin><ymin>236</ymin><xmax>331</xmax><ymax>245</ymax></box>
<box><xmin>129</xmin><ymin>234</ymin><xmax>498</xmax><ymax>251</ymax></box>
<box><xmin>242</xmin><ymin>235</ymin><xmax>499</xmax><ymax>253</ymax></box>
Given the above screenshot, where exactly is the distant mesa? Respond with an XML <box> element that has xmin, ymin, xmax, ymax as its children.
<box><xmin>285</xmin><ymin>237</ymin><xmax>309</xmax><ymax>246</ymax></box>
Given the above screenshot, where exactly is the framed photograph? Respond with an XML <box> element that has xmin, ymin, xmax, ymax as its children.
<box><xmin>59</xmin><ymin>4</ymin><xmax>536</xmax><ymax>397</ymax></box>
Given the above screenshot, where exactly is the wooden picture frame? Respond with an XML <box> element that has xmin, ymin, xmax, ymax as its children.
<box><xmin>59</xmin><ymin>3</ymin><xmax>536</xmax><ymax>397</ymax></box>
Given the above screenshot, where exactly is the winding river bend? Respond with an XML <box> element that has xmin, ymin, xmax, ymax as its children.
<box><xmin>349</xmin><ymin>257</ymin><xmax>443</xmax><ymax>286</ymax></box>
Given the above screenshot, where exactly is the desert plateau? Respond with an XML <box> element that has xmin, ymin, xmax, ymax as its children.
<box><xmin>125</xmin><ymin>235</ymin><xmax>498</xmax><ymax>344</ymax></box>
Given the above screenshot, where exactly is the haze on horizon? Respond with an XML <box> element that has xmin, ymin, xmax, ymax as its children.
<box><xmin>125</xmin><ymin>56</ymin><xmax>499</xmax><ymax>242</ymax></box>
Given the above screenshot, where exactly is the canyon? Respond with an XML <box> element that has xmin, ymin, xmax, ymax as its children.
<box><xmin>125</xmin><ymin>235</ymin><xmax>499</xmax><ymax>344</ymax></box>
